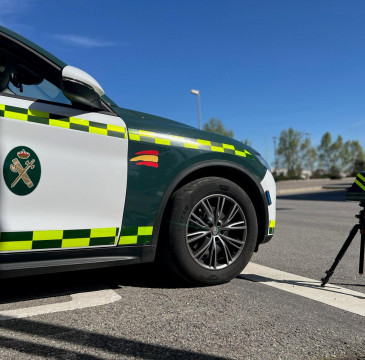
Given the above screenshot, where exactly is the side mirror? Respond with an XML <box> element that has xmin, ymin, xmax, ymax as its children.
<box><xmin>61</xmin><ymin>66</ymin><xmax>104</xmax><ymax>109</ymax></box>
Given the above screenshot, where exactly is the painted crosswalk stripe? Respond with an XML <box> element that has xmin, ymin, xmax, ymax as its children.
<box><xmin>240</xmin><ymin>263</ymin><xmax>365</xmax><ymax>317</ymax></box>
<box><xmin>0</xmin><ymin>289</ymin><xmax>121</xmax><ymax>321</ymax></box>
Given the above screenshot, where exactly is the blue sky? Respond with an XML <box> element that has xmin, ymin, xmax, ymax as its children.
<box><xmin>1</xmin><ymin>0</ymin><xmax>365</xmax><ymax>164</ymax></box>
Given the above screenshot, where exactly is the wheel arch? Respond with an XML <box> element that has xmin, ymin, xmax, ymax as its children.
<box><xmin>152</xmin><ymin>160</ymin><xmax>269</xmax><ymax>251</ymax></box>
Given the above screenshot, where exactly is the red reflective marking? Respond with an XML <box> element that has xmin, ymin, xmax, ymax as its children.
<box><xmin>136</xmin><ymin>161</ymin><xmax>158</xmax><ymax>168</ymax></box>
<box><xmin>135</xmin><ymin>150</ymin><xmax>159</xmax><ymax>156</ymax></box>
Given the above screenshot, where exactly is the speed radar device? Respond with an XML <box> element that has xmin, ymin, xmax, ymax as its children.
<box><xmin>321</xmin><ymin>172</ymin><xmax>365</xmax><ymax>286</ymax></box>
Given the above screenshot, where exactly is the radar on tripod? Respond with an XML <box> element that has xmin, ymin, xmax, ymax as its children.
<box><xmin>345</xmin><ymin>172</ymin><xmax>365</xmax><ymax>202</ymax></box>
<box><xmin>321</xmin><ymin>172</ymin><xmax>365</xmax><ymax>286</ymax></box>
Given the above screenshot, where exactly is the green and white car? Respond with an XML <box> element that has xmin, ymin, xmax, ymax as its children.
<box><xmin>0</xmin><ymin>26</ymin><xmax>276</xmax><ymax>285</ymax></box>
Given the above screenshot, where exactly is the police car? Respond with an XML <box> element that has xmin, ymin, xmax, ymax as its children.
<box><xmin>0</xmin><ymin>26</ymin><xmax>276</xmax><ymax>285</ymax></box>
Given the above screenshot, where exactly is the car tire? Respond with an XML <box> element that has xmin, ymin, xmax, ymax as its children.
<box><xmin>161</xmin><ymin>177</ymin><xmax>258</xmax><ymax>285</ymax></box>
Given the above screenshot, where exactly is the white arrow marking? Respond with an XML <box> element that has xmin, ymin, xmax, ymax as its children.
<box><xmin>241</xmin><ymin>263</ymin><xmax>365</xmax><ymax>317</ymax></box>
<box><xmin>0</xmin><ymin>289</ymin><xmax>121</xmax><ymax>321</ymax></box>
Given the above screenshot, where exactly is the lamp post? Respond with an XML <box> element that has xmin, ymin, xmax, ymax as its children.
<box><xmin>273</xmin><ymin>136</ymin><xmax>278</xmax><ymax>172</ymax></box>
<box><xmin>190</xmin><ymin>89</ymin><xmax>201</xmax><ymax>130</ymax></box>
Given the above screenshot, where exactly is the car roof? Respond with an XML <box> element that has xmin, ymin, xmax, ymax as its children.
<box><xmin>0</xmin><ymin>25</ymin><xmax>67</xmax><ymax>69</ymax></box>
<box><xmin>0</xmin><ymin>25</ymin><xmax>118</xmax><ymax>107</ymax></box>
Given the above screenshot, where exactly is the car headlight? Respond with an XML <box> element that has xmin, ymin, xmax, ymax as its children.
<box><xmin>255</xmin><ymin>153</ymin><xmax>271</xmax><ymax>171</ymax></box>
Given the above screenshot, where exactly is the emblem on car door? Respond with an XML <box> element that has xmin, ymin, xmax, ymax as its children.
<box><xmin>3</xmin><ymin>146</ymin><xmax>41</xmax><ymax>196</ymax></box>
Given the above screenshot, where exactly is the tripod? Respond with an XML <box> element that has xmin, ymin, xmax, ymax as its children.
<box><xmin>321</xmin><ymin>201</ymin><xmax>365</xmax><ymax>287</ymax></box>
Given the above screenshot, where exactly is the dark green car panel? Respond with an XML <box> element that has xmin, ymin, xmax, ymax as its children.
<box><xmin>115</xmin><ymin>105</ymin><xmax>269</xmax><ymax>248</ymax></box>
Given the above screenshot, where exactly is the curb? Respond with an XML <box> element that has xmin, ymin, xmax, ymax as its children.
<box><xmin>276</xmin><ymin>186</ymin><xmax>323</xmax><ymax>195</ymax></box>
<box><xmin>322</xmin><ymin>185</ymin><xmax>351</xmax><ymax>190</ymax></box>
<box><xmin>276</xmin><ymin>185</ymin><xmax>349</xmax><ymax>195</ymax></box>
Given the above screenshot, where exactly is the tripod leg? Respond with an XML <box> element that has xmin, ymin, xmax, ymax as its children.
<box><xmin>321</xmin><ymin>224</ymin><xmax>360</xmax><ymax>287</ymax></box>
<box><xmin>359</xmin><ymin>231</ymin><xmax>365</xmax><ymax>274</ymax></box>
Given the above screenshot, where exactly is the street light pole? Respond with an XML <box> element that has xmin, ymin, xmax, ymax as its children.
<box><xmin>190</xmin><ymin>89</ymin><xmax>201</xmax><ymax>130</ymax></box>
<box><xmin>273</xmin><ymin>136</ymin><xmax>277</xmax><ymax>172</ymax></box>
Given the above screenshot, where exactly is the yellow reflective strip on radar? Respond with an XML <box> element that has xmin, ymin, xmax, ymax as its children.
<box><xmin>355</xmin><ymin>179</ymin><xmax>365</xmax><ymax>192</ymax></box>
<box><xmin>269</xmin><ymin>220</ymin><xmax>276</xmax><ymax>228</ymax></box>
<box><xmin>357</xmin><ymin>173</ymin><xmax>365</xmax><ymax>183</ymax></box>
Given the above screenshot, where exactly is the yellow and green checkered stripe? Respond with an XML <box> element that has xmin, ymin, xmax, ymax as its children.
<box><xmin>118</xmin><ymin>226</ymin><xmax>153</xmax><ymax>245</ymax></box>
<box><xmin>128</xmin><ymin>129</ymin><xmax>252</xmax><ymax>158</ymax></box>
<box><xmin>0</xmin><ymin>228</ymin><xmax>119</xmax><ymax>252</ymax></box>
<box><xmin>269</xmin><ymin>220</ymin><xmax>276</xmax><ymax>235</ymax></box>
<box><xmin>0</xmin><ymin>104</ymin><xmax>126</xmax><ymax>139</ymax></box>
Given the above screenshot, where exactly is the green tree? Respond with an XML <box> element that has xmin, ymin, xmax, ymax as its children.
<box><xmin>300</xmin><ymin>137</ymin><xmax>317</xmax><ymax>172</ymax></box>
<box><xmin>317</xmin><ymin>132</ymin><xmax>332</xmax><ymax>171</ymax></box>
<box><xmin>317</xmin><ymin>133</ymin><xmax>345</xmax><ymax>177</ymax></box>
<box><xmin>203</xmin><ymin>118</ymin><xmax>234</xmax><ymax>138</ymax></box>
<box><xmin>342</xmin><ymin>140</ymin><xmax>365</xmax><ymax>174</ymax></box>
<box><xmin>241</xmin><ymin>138</ymin><xmax>252</xmax><ymax>146</ymax></box>
<box><xmin>329</xmin><ymin>135</ymin><xmax>344</xmax><ymax>174</ymax></box>
<box><xmin>353</xmin><ymin>158</ymin><xmax>365</xmax><ymax>175</ymax></box>
<box><xmin>317</xmin><ymin>133</ymin><xmax>364</xmax><ymax>176</ymax></box>
<box><xmin>277</xmin><ymin>128</ymin><xmax>315</xmax><ymax>178</ymax></box>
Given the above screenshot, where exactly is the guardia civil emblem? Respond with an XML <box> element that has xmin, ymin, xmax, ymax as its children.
<box><xmin>3</xmin><ymin>146</ymin><xmax>41</xmax><ymax>196</ymax></box>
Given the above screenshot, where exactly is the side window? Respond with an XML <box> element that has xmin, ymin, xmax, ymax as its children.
<box><xmin>8</xmin><ymin>78</ymin><xmax>71</xmax><ymax>105</ymax></box>
<box><xmin>0</xmin><ymin>53</ymin><xmax>71</xmax><ymax>106</ymax></box>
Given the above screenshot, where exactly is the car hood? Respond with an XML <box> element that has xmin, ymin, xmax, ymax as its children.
<box><xmin>113</xmin><ymin>106</ymin><xmax>257</xmax><ymax>155</ymax></box>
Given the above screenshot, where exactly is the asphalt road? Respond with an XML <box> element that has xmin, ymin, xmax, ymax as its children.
<box><xmin>0</xmin><ymin>189</ymin><xmax>364</xmax><ymax>360</ymax></box>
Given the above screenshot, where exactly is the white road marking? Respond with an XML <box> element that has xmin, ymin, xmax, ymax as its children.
<box><xmin>241</xmin><ymin>263</ymin><xmax>365</xmax><ymax>317</ymax></box>
<box><xmin>0</xmin><ymin>289</ymin><xmax>121</xmax><ymax>321</ymax></box>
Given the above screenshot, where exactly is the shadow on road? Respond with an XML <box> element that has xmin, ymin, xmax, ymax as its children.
<box><xmin>237</xmin><ymin>274</ymin><xmax>365</xmax><ymax>300</ymax></box>
<box><xmin>0</xmin><ymin>263</ymin><xmax>190</xmax><ymax>305</ymax></box>
<box><xmin>0</xmin><ymin>317</ymin><xmax>229</xmax><ymax>360</ymax></box>
<box><xmin>332</xmin><ymin>282</ymin><xmax>365</xmax><ymax>288</ymax></box>
<box><xmin>0</xmin><ymin>266</ymin><xmax>228</xmax><ymax>359</ymax></box>
<box><xmin>278</xmin><ymin>190</ymin><xmax>346</xmax><ymax>202</ymax></box>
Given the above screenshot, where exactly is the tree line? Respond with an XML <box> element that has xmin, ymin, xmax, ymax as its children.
<box><xmin>275</xmin><ymin>128</ymin><xmax>364</xmax><ymax>179</ymax></box>
<box><xmin>203</xmin><ymin>119</ymin><xmax>364</xmax><ymax>179</ymax></box>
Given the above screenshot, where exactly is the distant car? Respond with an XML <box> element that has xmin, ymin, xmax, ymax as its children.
<box><xmin>0</xmin><ymin>25</ymin><xmax>276</xmax><ymax>285</ymax></box>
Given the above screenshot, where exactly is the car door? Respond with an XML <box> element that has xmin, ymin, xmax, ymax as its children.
<box><xmin>0</xmin><ymin>39</ymin><xmax>128</xmax><ymax>253</ymax></box>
